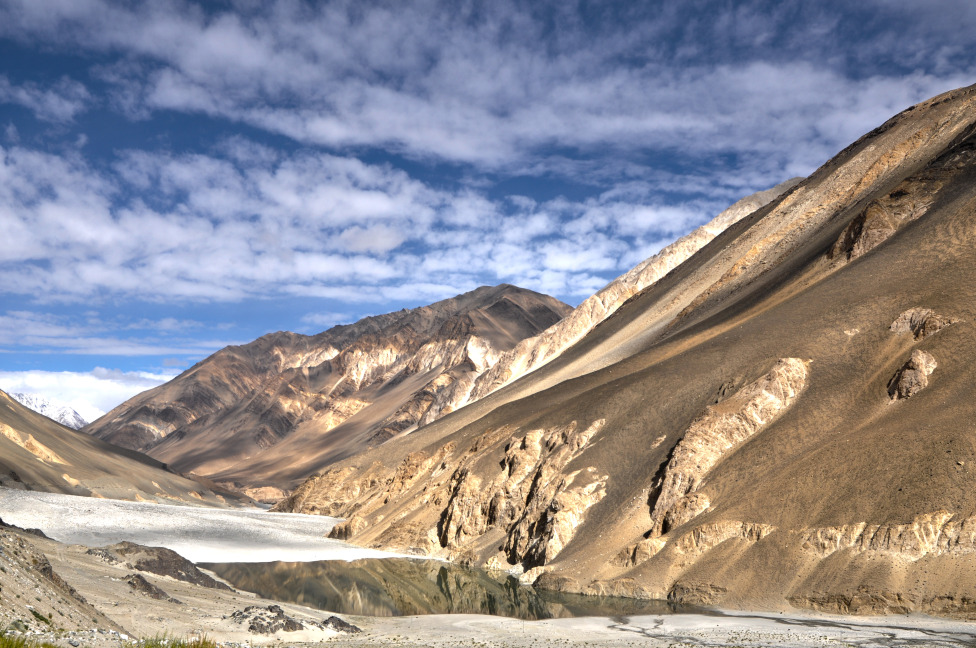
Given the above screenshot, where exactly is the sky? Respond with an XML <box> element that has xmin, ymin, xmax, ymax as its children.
<box><xmin>0</xmin><ymin>0</ymin><xmax>974</xmax><ymax>421</ymax></box>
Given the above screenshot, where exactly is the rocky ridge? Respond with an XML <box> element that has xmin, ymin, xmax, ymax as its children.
<box><xmin>458</xmin><ymin>177</ymin><xmax>802</xmax><ymax>409</ymax></box>
<box><xmin>278</xmin><ymin>83</ymin><xmax>976</xmax><ymax>617</ymax></box>
<box><xmin>85</xmin><ymin>284</ymin><xmax>570</xmax><ymax>495</ymax></box>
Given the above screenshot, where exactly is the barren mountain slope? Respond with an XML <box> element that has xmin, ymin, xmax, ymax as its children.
<box><xmin>279</xmin><ymin>83</ymin><xmax>976</xmax><ymax>616</ymax></box>
<box><xmin>86</xmin><ymin>285</ymin><xmax>570</xmax><ymax>496</ymax></box>
<box><xmin>0</xmin><ymin>389</ymin><xmax>236</xmax><ymax>504</ymax></box>
<box><xmin>459</xmin><ymin>176</ymin><xmax>801</xmax><ymax>408</ymax></box>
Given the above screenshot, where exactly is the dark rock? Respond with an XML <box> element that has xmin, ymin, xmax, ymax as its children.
<box><xmin>124</xmin><ymin>573</ymin><xmax>182</xmax><ymax>604</ymax></box>
<box><xmin>322</xmin><ymin>615</ymin><xmax>362</xmax><ymax>634</ymax></box>
<box><xmin>231</xmin><ymin>604</ymin><xmax>304</xmax><ymax>634</ymax></box>
<box><xmin>98</xmin><ymin>541</ymin><xmax>231</xmax><ymax>590</ymax></box>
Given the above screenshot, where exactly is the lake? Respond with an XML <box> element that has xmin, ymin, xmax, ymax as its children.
<box><xmin>202</xmin><ymin>557</ymin><xmax>681</xmax><ymax>620</ymax></box>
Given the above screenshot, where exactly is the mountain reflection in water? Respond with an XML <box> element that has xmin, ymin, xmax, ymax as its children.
<box><xmin>202</xmin><ymin>558</ymin><xmax>674</xmax><ymax>620</ymax></box>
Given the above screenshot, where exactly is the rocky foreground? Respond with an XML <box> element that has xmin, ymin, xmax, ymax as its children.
<box><xmin>3</xmin><ymin>519</ymin><xmax>976</xmax><ymax>648</ymax></box>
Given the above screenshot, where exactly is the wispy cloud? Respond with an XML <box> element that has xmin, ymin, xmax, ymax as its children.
<box><xmin>0</xmin><ymin>75</ymin><xmax>92</xmax><ymax>122</ymax></box>
<box><xmin>0</xmin><ymin>142</ymin><xmax>710</xmax><ymax>305</ymax></box>
<box><xmin>0</xmin><ymin>310</ymin><xmax>235</xmax><ymax>356</ymax></box>
<box><xmin>0</xmin><ymin>1</ymin><xmax>971</xmax><ymax>172</ymax></box>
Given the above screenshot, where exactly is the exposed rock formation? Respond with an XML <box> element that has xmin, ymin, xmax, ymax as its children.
<box><xmin>890</xmin><ymin>307</ymin><xmax>954</xmax><ymax>339</ymax></box>
<box><xmin>124</xmin><ymin>573</ymin><xmax>182</xmax><ymax>604</ymax></box>
<box><xmin>88</xmin><ymin>541</ymin><xmax>231</xmax><ymax>590</ymax></box>
<box><xmin>85</xmin><ymin>285</ymin><xmax>570</xmax><ymax>491</ymax></box>
<box><xmin>888</xmin><ymin>349</ymin><xmax>937</xmax><ymax>400</ymax></box>
<box><xmin>278</xmin><ymin>83</ymin><xmax>976</xmax><ymax>617</ymax></box>
<box><xmin>648</xmin><ymin>358</ymin><xmax>808</xmax><ymax>536</ymax></box>
<box><xmin>231</xmin><ymin>605</ymin><xmax>303</xmax><ymax>634</ymax></box>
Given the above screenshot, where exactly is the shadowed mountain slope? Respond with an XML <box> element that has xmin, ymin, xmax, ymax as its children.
<box><xmin>85</xmin><ymin>285</ymin><xmax>570</xmax><ymax>498</ymax></box>
<box><xmin>277</xmin><ymin>83</ymin><xmax>976</xmax><ymax>616</ymax></box>
<box><xmin>0</xmin><ymin>389</ymin><xmax>237</xmax><ymax>505</ymax></box>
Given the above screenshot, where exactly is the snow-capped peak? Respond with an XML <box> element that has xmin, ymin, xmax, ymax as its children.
<box><xmin>10</xmin><ymin>393</ymin><xmax>89</xmax><ymax>430</ymax></box>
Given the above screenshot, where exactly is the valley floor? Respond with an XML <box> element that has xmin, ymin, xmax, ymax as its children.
<box><xmin>2</xmin><ymin>489</ymin><xmax>976</xmax><ymax>647</ymax></box>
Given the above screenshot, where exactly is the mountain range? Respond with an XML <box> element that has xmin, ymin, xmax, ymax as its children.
<box><xmin>0</xmin><ymin>388</ymin><xmax>240</xmax><ymax>505</ymax></box>
<box><xmin>84</xmin><ymin>285</ymin><xmax>571</xmax><ymax>500</ymax></box>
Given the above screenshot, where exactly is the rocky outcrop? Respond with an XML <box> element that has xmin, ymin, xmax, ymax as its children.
<box><xmin>890</xmin><ymin>307</ymin><xmax>955</xmax><ymax>339</ymax></box>
<box><xmin>85</xmin><ymin>285</ymin><xmax>571</xmax><ymax>489</ymax></box>
<box><xmin>648</xmin><ymin>358</ymin><xmax>808</xmax><ymax>536</ymax></box>
<box><xmin>888</xmin><ymin>349</ymin><xmax>937</xmax><ymax>400</ymax></box>
<box><xmin>231</xmin><ymin>605</ymin><xmax>303</xmax><ymax>634</ymax></box>
<box><xmin>89</xmin><ymin>542</ymin><xmax>231</xmax><ymax>590</ymax></box>
<box><xmin>124</xmin><ymin>573</ymin><xmax>181</xmax><ymax>604</ymax></box>
<box><xmin>797</xmin><ymin>510</ymin><xmax>976</xmax><ymax>560</ymax></box>
<box><xmin>439</xmin><ymin>420</ymin><xmax>607</xmax><ymax>567</ymax></box>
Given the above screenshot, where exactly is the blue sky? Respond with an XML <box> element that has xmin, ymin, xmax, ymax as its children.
<box><xmin>0</xmin><ymin>0</ymin><xmax>974</xmax><ymax>420</ymax></box>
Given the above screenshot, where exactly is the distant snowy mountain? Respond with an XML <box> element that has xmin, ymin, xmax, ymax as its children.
<box><xmin>10</xmin><ymin>393</ymin><xmax>88</xmax><ymax>430</ymax></box>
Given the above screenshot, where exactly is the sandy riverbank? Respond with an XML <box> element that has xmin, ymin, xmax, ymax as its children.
<box><xmin>0</xmin><ymin>488</ymin><xmax>410</xmax><ymax>562</ymax></box>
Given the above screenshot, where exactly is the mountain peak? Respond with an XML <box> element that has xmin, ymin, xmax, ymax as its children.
<box><xmin>84</xmin><ymin>284</ymin><xmax>571</xmax><ymax>499</ymax></box>
<box><xmin>9</xmin><ymin>392</ymin><xmax>88</xmax><ymax>430</ymax></box>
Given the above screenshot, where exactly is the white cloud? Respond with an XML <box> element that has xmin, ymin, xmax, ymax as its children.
<box><xmin>1</xmin><ymin>140</ymin><xmax>729</xmax><ymax>307</ymax></box>
<box><xmin>0</xmin><ymin>368</ymin><xmax>174</xmax><ymax>421</ymax></box>
<box><xmin>0</xmin><ymin>75</ymin><xmax>92</xmax><ymax>122</ymax></box>
<box><xmin>0</xmin><ymin>1</ymin><xmax>969</xmax><ymax>174</ymax></box>
<box><xmin>0</xmin><ymin>310</ymin><xmax>234</xmax><ymax>357</ymax></box>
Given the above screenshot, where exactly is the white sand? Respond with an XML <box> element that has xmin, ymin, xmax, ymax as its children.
<box><xmin>0</xmin><ymin>487</ymin><xmax>410</xmax><ymax>562</ymax></box>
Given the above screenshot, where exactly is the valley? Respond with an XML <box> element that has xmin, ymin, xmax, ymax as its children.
<box><xmin>5</xmin><ymin>80</ymin><xmax>976</xmax><ymax>646</ymax></box>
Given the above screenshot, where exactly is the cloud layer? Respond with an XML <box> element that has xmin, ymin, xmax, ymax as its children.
<box><xmin>0</xmin><ymin>0</ymin><xmax>974</xmax><ymax>411</ymax></box>
<box><xmin>0</xmin><ymin>368</ymin><xmax>173</xmax><ymax>421</ymax></box>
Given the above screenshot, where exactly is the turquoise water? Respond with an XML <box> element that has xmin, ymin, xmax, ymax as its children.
<box><xmin>202</xmin><ymin>557</ymin><xmax>677</xmax><ymax>620</ymax></box>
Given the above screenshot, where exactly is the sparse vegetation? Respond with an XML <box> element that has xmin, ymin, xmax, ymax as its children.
<box><xmin>1</xmin><ymin>633</ymin><xmax>218</xmax><ymax>648</ymax></box>
<box><xmin>26</xmin><ymin>609</ymin><xmax>50</xmax><ymax>626</ymax></box>
<box><xmin>130</xmin><ymin>635</ymin><xmax>219</xmax><ymax>648</ymax></box>
<box><xmin>0</xmin><ymin>634</ymin><xmax>58</xmax><ymax>648</ymax></box>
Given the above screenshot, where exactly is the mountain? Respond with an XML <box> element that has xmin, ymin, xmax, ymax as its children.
<box><xmin>84</xmin><ymin>285</ymin><xmax>571</xmax><ymax>499</ymax></box>
<box><xmin>10</xmin><ymin>392</ymin><xmax>88</xmax><ymax>430</ymax></box>
<box><xmin>277</xmin><ymin>83</ymin><xmax>976</xmax><ymax>616</ymax></box>
<box><xmin>0</xmin><ymin>389</ymin><xmax>240</xmax><ymax>504</ymax></box>
<box><xmin>458</xmin><ymin>177</ymin><xmax>801</xmax><ymax>408</ymax></box>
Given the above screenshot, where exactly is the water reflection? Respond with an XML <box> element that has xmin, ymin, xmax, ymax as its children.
<box><xmin>202</xmin><ymin>558</ymin><xmax>675</xmax><ymax>620</ymax></box>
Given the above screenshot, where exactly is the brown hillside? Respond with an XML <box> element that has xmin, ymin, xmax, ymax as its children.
<box><xmin>277</xmin><ymin>82</ymin><xmax>976</xmax><ymax>616</ymax></box>
<box><xmin>0</xmin><ymin>389</ymin><xmax>238</xmax><ymax>505</ymax></box>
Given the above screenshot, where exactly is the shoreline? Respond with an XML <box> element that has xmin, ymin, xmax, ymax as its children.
<box><xmin>3</xmin><ymin>488</ymin><xmax>976</xmax><ymax>646</ymax></box>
